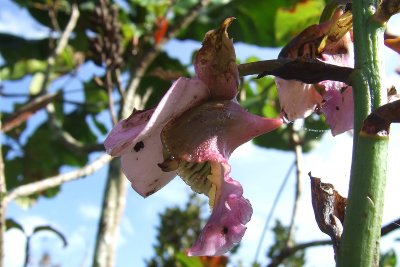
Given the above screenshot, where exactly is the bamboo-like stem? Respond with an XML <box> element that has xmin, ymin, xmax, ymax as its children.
<box><xmin>336</xmin><ymin>0</ymin><xmax>389</xmax><ymax>265</ymax></box>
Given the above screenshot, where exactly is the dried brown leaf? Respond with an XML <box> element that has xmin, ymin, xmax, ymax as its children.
<box><xmin>361</xmin><ymin>99</ymin><xmax>400</xmax><ymax>136</ymax></box>
<box><xmin>309</xmin><ymin>172</ymin><xmax>347</xmax><ymax>255</ymax></box>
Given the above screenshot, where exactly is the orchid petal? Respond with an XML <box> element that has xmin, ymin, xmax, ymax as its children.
<box><xmin>195</xmin><ymin>17</ymin><xmax>239</xmax><ymax>100</ymax></box>
<box><xmin>104</xmin><ymin>77</ymin><xmax>210</xmax><ymax>156</ymax></box>
<box><xmin>321</xmin><ymin>83</ymin><xmax>354</xmax><ymax>136</ymax></box>
<box><xmin>188</xmin><ymin>162</ymin><xmax>252</xmax><ymax>256</ymax></box>
<box><xmin>121</xmin><ymin>132</ymin><xmax>176</xmax><ymax>197</ymax></box>
<box><xmin>161</xmin><ymin>100</ymin><xmax>283</xmax><ymax>163</ymax></box>
<box><xmin>275</xmin><ymin>78</ymin><xmax>323</xmax><ymax>121</ymax></box>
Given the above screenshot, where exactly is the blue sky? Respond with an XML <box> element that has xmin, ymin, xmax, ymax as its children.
<box><xmin>2</xmin><ymin>1</ymin><xmax>400</xmax><ymax>267</ymax></box>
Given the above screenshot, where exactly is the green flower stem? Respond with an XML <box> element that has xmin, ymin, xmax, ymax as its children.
<box><xmin>336</xmin><ymin>1</ymin><xmax>389</xmax><ymax>266</ymax></box>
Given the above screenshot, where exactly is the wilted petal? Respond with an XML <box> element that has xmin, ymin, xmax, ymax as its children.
<box><xmin>161</xmin><ymin>100</ymin><xmax>283</xmax><ymax>163</ymax></box>
<box><xmin>195</xmin><ymin>17</ymin><xmax>239</xmax><ymax>100</ymax></box>
<box><xmin>121</xmin><ymin>133</ymin><xmax>176</xmax><ymax>197</ymax></box>
<box><xmin>321</xmin><ymin>83</ymin><xmax>354</xmax><ymax>136</ymax></box>
<box><xmin>187</xmin><ymin>162</ymin><xmax>252</xmax><ymax>256</ymax></box>
<box><xmin>319</xmin><ymin>31</ymin><xmax>354</xmax><ymax>135</ymax></box>
<box><xmin>275</xmin><ymin>78</ymin><xmax>323</xmax><ymax>121</ymax></box>
<box><xmin>104</xmin><ymin>77</ymin><xmax>210</xmax><ymax>156</ymax></box>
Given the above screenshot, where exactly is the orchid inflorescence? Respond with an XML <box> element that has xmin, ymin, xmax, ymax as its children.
<box><xmin>104</xmin><ymin>11</ymin><xmax>356</xmax><ymax>256</ymax></box>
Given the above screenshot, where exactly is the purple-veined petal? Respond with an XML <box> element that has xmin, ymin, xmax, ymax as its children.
<box><xmin>187</xmin><ymin>162</ymin><xmax>252</xmax><ymax>256</ymax></box>
<box><xmin>195</xmin><ymin>17</ymin><xmax>239</xmax><ymax>100</ymax></box>
<box><xmin>275</xmin><ymin>78</ymin><xmax>322</xmax><ymax>121</ymax></box>
<box><xmin>121</xmin><ymin>132</ymin><xmax>176</xmax><ymax>197</ymax></box>
<box><xmin>161</xmin><ymin>100</ymin><xmax>283</xmax><ymax>163</ymax></box>
<box><xmin>104</xmin><ymin>77</ymin><xmax>210</xmax><ymax>156</ymax></box>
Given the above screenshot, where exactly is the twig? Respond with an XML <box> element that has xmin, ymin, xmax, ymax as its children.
<box><xmin>253</xmin><ymin>161</ymin><xmax>296</xmax><ymax>265</ymax></box>
<box><xmin>286</xmin><ymin>132</ymin><xmax>303</xmax><ymax>247</ymax></box>
<box><xmin>381</xmin><ymin>218</ymin><xmax>400</xmax><ymax>236</ymax></box>
<box><xmin>3</xmin><ymin>154</ymin><xmax>111</xmax><ymax>204</ymax></box>
<box><xmin>40</xmin><ymin>3</ymin><xmax>80</xmax><ymax>94</ymax></box>
<box><xmin>123</xmin><ymin>0</ymin><xmax>211</xmax><ymax>116</ymax></box>
<box><xmin>46</xmin><ymin>103</ymin><xmax>104</xmax><ymax>154</ymax></box>
<box><xmin>267</xmin><ymin>239</ymin><xmax>332</xmax><ymax>267</ymax></box>
<box><xmin>267</xmin><ymin>218</ymin><xmax>400</xmax><ymax>267</ymax></box>
<box><xmin>105</xmin><ymin>70</ymin><xmax>118</xmax><ymax>125</ymax></box>
<box><xmin>238</xmin><ymin>58</ymin><xmax>353</xmax><ymax>84</ymax></box>
<box><xmin>114</xmin><ymin>69</ymin><xmax>125</xmax><ymax>107</ymax></box>
<box><xmin>2</xmin><ymin>92</ymin><xmax>61</xmax><ymax>132</ymax></box>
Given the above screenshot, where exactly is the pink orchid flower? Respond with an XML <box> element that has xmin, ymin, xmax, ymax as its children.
<box><xmin>104</xmin><ymin>18</ymin><xmax>283</xmax><ymax>256</ymax></box>
<box><xmin>275</xmin><ymin>10</ymin><xmax>354</xmax><ymax>136</ymax></box>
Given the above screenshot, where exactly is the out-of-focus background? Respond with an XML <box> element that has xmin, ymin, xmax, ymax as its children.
<box><xmin>1</xmin><ymin>0</ymin><xmax>400</xmax><ymax>266</ymax></box>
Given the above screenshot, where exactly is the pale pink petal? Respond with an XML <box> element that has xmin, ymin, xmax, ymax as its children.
<box><xmin>104</xmin><ymin>108</ymin><xmax>155</xmax><ymax>156</ymax></box>
<box><xmin>104</xmin><ymin>77</ymin><xmax>210</xmax><ymax>156</ymax></box>
<box><xmin>121</xmin><ymin>131</ymin><xmax>176</xmax><ymax>197</ymax></box>
<box><xmin>188</xmin><ymin>168</ymin><xmax>252</xmax><ymax>256</ymax></box>
<box><xmin>319</xmin><ymin>31</ymin><xmax>354</xmax><ymax>135</ymax></box>
<box><xmin>321</xmin><ymin>83</ymin><xmax>354</xmax><ymax>136</ymax></box>
<box><xmin>275</xmin><ymin>78</ymin><xmax>323</xmax><ymax>121</ymax></box>
<box><xmin>161</xmin><ymin>100</ymin><xmax>283</xmax><ymax>163</ymax></box>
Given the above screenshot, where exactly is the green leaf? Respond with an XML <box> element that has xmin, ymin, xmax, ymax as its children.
<box><xmin>179</xmin><ymin>0</ymin><xmax>325</xmax><ymax>47</ymax></box>
<box><xmin>83</xmin><ymin>80</ymin><xmax>109</xmax><ymax>114</ymax></box>
<box><xmin>5</xmin><ymin>218</ymin><xmax>25</xmax><ymax>234</ymax></box>
<box><xmin>29</xmin><ymin>72</ymin><xmax>45</xmax><ymax>95</ymax></box>
<box><xmin>91</xmin><ymin>115</ymin><xmax>108</xmax><ymax>135</ymax></box>
<box><xmin>0</xmin><ymin>59</ymin><xmax>47</xmax><ymax>80</ymax></box>
<box><xmin>63</xmin><ymin>109</ymin><xmax>97</xmax><ymax>145</ymax></box>
<box><xmin>275</xmin><ymin>0</ymin><xmax>324</xmax><ymax>46</ymax></box>
<box><xmin>33</xmin><ymin>225</ymin><xmax>68</xmax><ymax>247</ymax></box>
<box><xmin>380</xmin><ymin>249</ymin><xmax>397</xmax><ymax>267</ymax></box>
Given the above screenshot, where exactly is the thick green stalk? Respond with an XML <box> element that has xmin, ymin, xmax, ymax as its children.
<box><xmin>337</xmin><ymin>1</ymin><xmax>388</xmax><ymax>266</ymax></box>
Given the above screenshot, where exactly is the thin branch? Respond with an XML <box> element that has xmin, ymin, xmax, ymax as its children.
<box><xmin>267</xmin><ymin>218</ymin><xmax>400</xmax><ymax>267</ymax></box>
<box><xmin>381</xmin><ymin>218</ymin><xmax>400</xmax><ymax>236</ymax></box>
<box><xmin>267</xmin><ymin>239</ymin><xmax>332</xmax><ymax>267</ymax></box>
<box><xmin>2</xmin><ymin>92</ymin><xmax>60</xmax><ymax>133</ymax></box>
<box><xmin>123</xmin><ymin>0</ymin><xmax>211</xmax><ymax>117</ymax></box>
<box><xmin>40</xmin><ymin>3</ymin><xmax>80</xmax><ymax>94</ymax></box>
<box><xmin>114</xmin><ymin>69</ymin><xmax>125</xmax><ymax>107</ymax></box>
<box><xmin>3</xmin><ymin>154</ymin><xmax>112</xmax><ymax>204</ymax></box>
<box><xmin>253</xmin><ymin>161</ymin><xmax>296</xmax><ymax>265</ymax></box>
<box><xmin>46</xmin><ymin>103</ymin><xmax>105</xmax><ymax>154</ymax></box>
<box><xmin>286</xmin><ymin>132</ymin><xmax>303</xmax><ymax>247</ymax></box>
<box><xmin>105</xmin><ymin>70</ymin><xmax>118</xmax><ymax>125</ymax></box>
<box><xmin>238</xmin><ymin>58</ymin><xmax>353</xmax><ymax>84</ymax></box>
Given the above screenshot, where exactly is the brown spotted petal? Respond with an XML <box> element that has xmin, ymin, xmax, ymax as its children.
<box><xmin>310</xmin><ymin>172</ymin><xmax>347</xmax><ymax>255</ymax></box>
<box><xmin>195</xmin><ymin>17</ymin><xmax>239</xmax><ymax>100</ymax></box>
<box><xmin>104</xmin><ymin>77</ymin><xmax>210</xmax><ymax>197</ymax></box>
